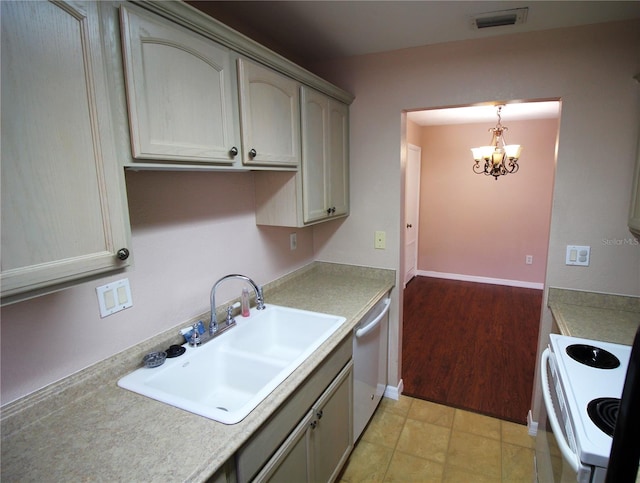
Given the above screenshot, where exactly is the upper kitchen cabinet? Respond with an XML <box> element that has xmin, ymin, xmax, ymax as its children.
<box><xmin>629</xmin><ymin>131</ymin><xmax>640</xmax><ymax>236</ymax></box>
<box><xmin>119</xmin><ymin>5</ymin><xmax>243</xmax><ymax>169</ymax></box>
<box><xmin>255</xmin><ymin>87</ymin><xmax>349</xmax><ymax>227</ymax></box>
<box><xmin>1</xmin><ymin>0</ymin><xmax>131</xmax><ymax>304</ymax></box>
<box><xmin>302</xmin><ymin>87</ymin><xmax>349</xmax><ymax>223</ymax></box>
<box><xmin>237</xmin><ymin>58</ymin><xmax>301</xmax><ymax>169</ymax></box>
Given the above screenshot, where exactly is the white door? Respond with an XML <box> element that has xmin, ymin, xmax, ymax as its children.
<box><xmin>404</xmin><ymin>144</ymin><xmax>421</xmax><ymax>285</ymax></box>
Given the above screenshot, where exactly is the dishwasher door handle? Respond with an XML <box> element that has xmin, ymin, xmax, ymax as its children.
<box><xmin>355</xmin><ymin>298</ymin><xmax>391</xmax><ymax>338</ymax></box>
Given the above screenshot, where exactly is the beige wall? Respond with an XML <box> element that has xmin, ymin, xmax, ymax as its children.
<box><xmin>417</xmin><ymin>118</ymin><xmax>557</xmax><ymax>285</ymax></box>
<box><xmin>311</xmin><ymin>20</ymin><xmax>640</xmax><ymax>417</ymax></box>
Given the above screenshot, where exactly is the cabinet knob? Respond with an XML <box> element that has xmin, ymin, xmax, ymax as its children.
<box><xmin>331</xmin><ymin>207</ymin><xmax>336</xmax><ymax>214</ymax></box>
<box><xmin>406</xmin><ymin>223</ymin><xmax>412</xmax><ymax>228</ymax></box>
<box><xmin>316</xmin><ymin>409</ymin><xmax>323</xmax><ymax>420</ymax></box>
<box><xmin>310</xmin><ymin>420</ymin><xmax>318</xmax><ymax>429</ymax></box>
<box><xmin>249</xmin><ymin>148</ymin><xmax>257</xmax><ymax>158</ymax></box>
<box><xmin>116</xmin><ymin>248</ymin><xmax>130</xmax><ymax>260</ymax></box>
<box><xmin>229</xmin><ymin>146</ymin><xmax>238</xmax><ymax>157</ymax></box>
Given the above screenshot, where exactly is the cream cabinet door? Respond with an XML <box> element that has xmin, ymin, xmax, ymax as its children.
<box><xmin>120</xmin><ymin>5</ymin><xmax>241</xmax><ymax>166</ymax></box>
<box><xmin>238</xmin><ymin>58</ymin><xmax>300</xmax><ymax>168</ymax></box>
<box><xmin>301</xmin><ymin>86</ymin><xmax>350</xmax><ymax>224</ymax></box>
<box><xmin>328</xmin><ymin>100</ymin><xmax>350</xmax><ymax>218</ymax></box>
<box><xmin>1</xmin><ymin>0</ymin><xmax>131</xmax><ymax>304</ymax></box>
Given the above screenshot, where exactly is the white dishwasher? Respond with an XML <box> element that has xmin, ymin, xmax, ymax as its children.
<box><xmin>353</xmin><ymin>293</ymin><xmax>391</xmax><ymax>441</ymax></box>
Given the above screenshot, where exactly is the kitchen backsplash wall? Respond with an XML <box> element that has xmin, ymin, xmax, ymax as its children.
<box><xmin>0</xmin><ymin>171</ymin><xmax>315</xmax><ymax>405</ymax></box>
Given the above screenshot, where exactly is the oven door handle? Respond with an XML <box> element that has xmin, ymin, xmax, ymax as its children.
<box><xmin>540</xmin><ymin>348</ymin><xmax>580</xmax><ymax>473</ymax></box>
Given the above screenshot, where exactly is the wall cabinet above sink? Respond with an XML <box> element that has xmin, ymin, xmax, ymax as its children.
<box><xmin>120</xmin><ymin>5</ymin><xmax>243</xmax><ymax>168</ymax></box>
<box><xmin>119</xmin><ymin>3</ymin><xmax>350</xmax><ymax>173</ymax></box>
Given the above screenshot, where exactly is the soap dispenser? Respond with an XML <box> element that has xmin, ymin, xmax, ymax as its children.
<box><xmin>241</xmin><ymin>287</ymin><xmax>250</xmax><ymax>317</ymax></box>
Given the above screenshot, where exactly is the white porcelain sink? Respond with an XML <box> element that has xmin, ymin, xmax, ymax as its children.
<box><xmin>118</xmin><ymin>305</ymin><xmax>346</xmax><ymax>424</ymax></box>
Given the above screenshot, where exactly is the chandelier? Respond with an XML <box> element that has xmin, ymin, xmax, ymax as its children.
<box><xmin>470</xmin><ymin>105</ymin><xmax>523</xmax><ymax>180</ymax></box>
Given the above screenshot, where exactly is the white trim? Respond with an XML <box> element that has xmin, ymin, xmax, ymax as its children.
<box><xmin>527</xmin><ymin>410</ymin><xmax>538</xmax><ymax>436</ymax></box>
<box><xmin>383</xmin><ymin>379</ymin><xmax>403</xmax><ymax>400</ymax></box>
<box><xmin>417</xmin><ymin>270</ymin><xmax>544</xmax><ymax>290</ymax></box>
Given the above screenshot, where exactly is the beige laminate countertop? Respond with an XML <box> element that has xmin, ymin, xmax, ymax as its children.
<box><xmin>548</xmin><ymin>287</ymin><xmax>640</xmax><ymax>345</ymax></box>
<box><xmin>1</xmin><ymin>262</ymin><xmax>395</xmax><ymax>482</ymax></box>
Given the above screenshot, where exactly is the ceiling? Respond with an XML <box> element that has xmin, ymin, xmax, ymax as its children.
<box><xmin>189</xmin><ymin>1</ymin><xmax>640</xmax><ymax>64</ymax></box>
<box><xmin>188</xmin><ymin>1</ymin><xmax>639</xmax><ymax>124</ymax></box>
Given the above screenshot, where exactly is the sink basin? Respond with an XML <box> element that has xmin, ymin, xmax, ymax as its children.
<box><xmin>118</xmin><ymin>305</ymin><xmax>346</xmax><ymax>424</ymax></box>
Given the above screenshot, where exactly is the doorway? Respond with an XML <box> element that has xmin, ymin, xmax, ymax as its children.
<box><xmin>400</xmin><ymin>100</ymin><xmax>560</xmax><ymax>421</ymax></box>
<box><xmin>404</xmin><ymin>144</ymin><xmax>421</xmax><ymax>286</ymax></box>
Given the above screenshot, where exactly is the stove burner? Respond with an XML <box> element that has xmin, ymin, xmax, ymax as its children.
<box><xmin>587</xmin><ymin>397</ymin><xmax>620</xmax><ymax>437</ymax></box>
<box><xmin>566</xmin><ymin>344</ymin><xmax>621</xmax><ymax>369</ymax></box>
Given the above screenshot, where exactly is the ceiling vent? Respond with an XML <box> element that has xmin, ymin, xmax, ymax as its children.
<box><xmin>471</xmin><ymin>7</ymin><xmax>528</xmax><ymax>30</ymax></box>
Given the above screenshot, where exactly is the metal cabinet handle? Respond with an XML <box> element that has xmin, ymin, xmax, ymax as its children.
<box><xmin>249</xmin><ymin>148</ymin><xmax>257</xmax><ymax>158</ymax></box>
<box><xmin>406</xmin><ymin>223</ymin><xmax>412</xmax><ymax>228</ymax></box>
<box><xmin>310</xmin><ymin>420</ymin><xmax>318</xmax><ymax>429</ymax></box>
<box><xmin>316</xmin><ymin>409</ymin><xmax>323</xmax><ymax>420</ymax></box>
<box><xmin>116</xmin><ymin>248</ymin><xmax>130</xmax><ymax>260</ymax></box>
<box><xmin>229</xmin><ymin>146</ymin><xmax>238</xmax><ymax>157</ymax></box>
<box><xmin>326</xmin><ymin>207</ymin><xmax>337</xmax><ymax>215</ymax></box>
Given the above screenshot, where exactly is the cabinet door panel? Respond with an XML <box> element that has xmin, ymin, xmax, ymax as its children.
<box><xmin>311</xmin><ymin>361</ymin><xmax>353</xmax><ymax>483</ymax></box>
<box><xmin>238</xmin><ymin>58</ymin><xmax>300</xmax><ymax>167</ymax></box>
<box><xmin>120</xmin><ymin>6</ymin><xmax>240</xmax><ymax>164</ymax></box>
<box><xmin>302</xmin><ymin>88</ymin><xmax>329</xmax><ymax>223</ymax></box>
<box><xmin>328</xmin><ymin>101</ymin><xmax>350</xmax><ymax>218</ymax></box>
<box><xmin>1</xmin><ymin>0</ymin><xmax>130</xmax><ymax>301</ymax></box>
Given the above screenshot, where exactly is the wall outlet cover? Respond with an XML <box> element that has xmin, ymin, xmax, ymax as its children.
<box><xmin>565</xmin><ymin>245</ymin><xmax>590</xmax><ymax>266</ymax></box>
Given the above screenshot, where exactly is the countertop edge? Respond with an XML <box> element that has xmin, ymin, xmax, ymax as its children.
<box><xmin>1</xmin><ymin>262</ymin><xmax>396</xmax><ymax>482</ymax></box>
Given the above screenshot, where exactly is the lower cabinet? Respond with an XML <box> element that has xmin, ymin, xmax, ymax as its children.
<box><xmin>235</xmin><ymin>337</ymin><xmax>353</xmax><ymax>483</ymax></box>
<box><xmin>254</xmin><ymin>361</ymin><xmax>353</xmax><ymax>483</ymax></box>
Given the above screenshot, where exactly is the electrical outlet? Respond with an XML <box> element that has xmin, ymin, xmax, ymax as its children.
<box><xmin>525</xmin><ymin>255</ymin><xmax>533</xmax><ymax>265</ymax></box>
<box><xmin>289</xmin><ymin>232</ymin><xmax>297</xmax><ymax>251</ymax></box>
<box><xmin>565</xmin><ymin>245</ymin><xmax>590</xmax><ymax>266</ymax></box>
<box><xmin>96</xmin><ymin>278</ymin><xmax>133</xmax><ymax>318</ymax></box>
<box><xmin>374</xmin><ymin>231</ymin><xmax>386</xmax><ymax>249</ymax></box>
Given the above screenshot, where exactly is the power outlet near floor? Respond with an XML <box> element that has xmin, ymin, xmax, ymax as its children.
<box><xmin>525</xmin><ymin>255</ymin><xmax>533</xmax><ymax>265</ymax></box>
<box><xmin>289</xmin><ymin>232</ymin><xmax>297</xmax><ymax>251</ymax></box>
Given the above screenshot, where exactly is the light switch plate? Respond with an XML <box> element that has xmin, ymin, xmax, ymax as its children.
<box><xmin>565</xmin><ymin>245</ymin><xmax>590</xmax><ymax>266</ymax></box>
<box><xmin>96</xmin><ymin>278</ymin><xmax>133</xmax><ymax>318</ymax></box>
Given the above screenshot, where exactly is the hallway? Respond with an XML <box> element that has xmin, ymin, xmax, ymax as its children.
<box><xmin>401</xmin><ymin>277</ymin><xmax>542</xmax><ymax>423</ymax></box>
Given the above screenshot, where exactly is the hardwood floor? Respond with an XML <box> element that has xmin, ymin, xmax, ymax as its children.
<box><xmin>402</xmin><ymin>276</ymin><xmax>542</xmax><ymax>424</ymax></box>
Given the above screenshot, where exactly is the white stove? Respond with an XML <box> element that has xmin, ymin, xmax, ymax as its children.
<box><xmin>548</xmin><ymin>334</ymin><xmax>631</xmax><ymax>471</ymax></box>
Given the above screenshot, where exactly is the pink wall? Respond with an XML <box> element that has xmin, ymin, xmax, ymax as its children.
<box><xmin>1</xmin><ymin>171</ymin><xmax>315</xmax><ymax>404</ymax></box>
<box><xmin>416</xmin><ymin>118</ymin><xmax>557</xmax><ymax>284</ymax></box>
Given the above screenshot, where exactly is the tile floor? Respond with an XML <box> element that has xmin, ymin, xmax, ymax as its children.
<box><xmin>339</xmin><ymin>395</ymin><xmax>535</xmax><ymax>482</ymax></box>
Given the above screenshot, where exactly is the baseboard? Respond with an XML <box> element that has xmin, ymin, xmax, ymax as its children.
<box><xmin>527</xmin><ymin>410</ymin><xmax>538</xmax><ymax>436</ymax></box>
<box><xmin>383</xmin><ymin>379</ymin><xmax>404</xmax><ymax>400</ymax></box>
<box><xmin>417</xmin><ymin>270</ymin><xmax>544</xmax><ymax>290</ymax></box>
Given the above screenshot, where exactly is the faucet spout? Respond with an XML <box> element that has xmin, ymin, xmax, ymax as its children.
<box><xmin>209</xmin><ymin>274</ymin><xmax>265</xmax><ymax>334</ymax></box>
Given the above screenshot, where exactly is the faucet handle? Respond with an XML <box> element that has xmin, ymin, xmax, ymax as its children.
<box><xmin>226</xmin><ymin>305</ymin><xmax>235</xmax><ymax>326</ymax></box>
<box><xmin>189</xmin><ymin>323</ymin><xmax>201</xmax><ymax>347</ymax></box>
<box><xmin>257</xmin><ymin>286</ymin><xmax>266</xmax><ymax>310</ymax></box>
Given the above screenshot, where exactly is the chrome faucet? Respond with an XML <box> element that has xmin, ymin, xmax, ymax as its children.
<box><xmin>209</xmin><ymin>274</ymin><xmax>265</xmax><ymax>334</ymax></box>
